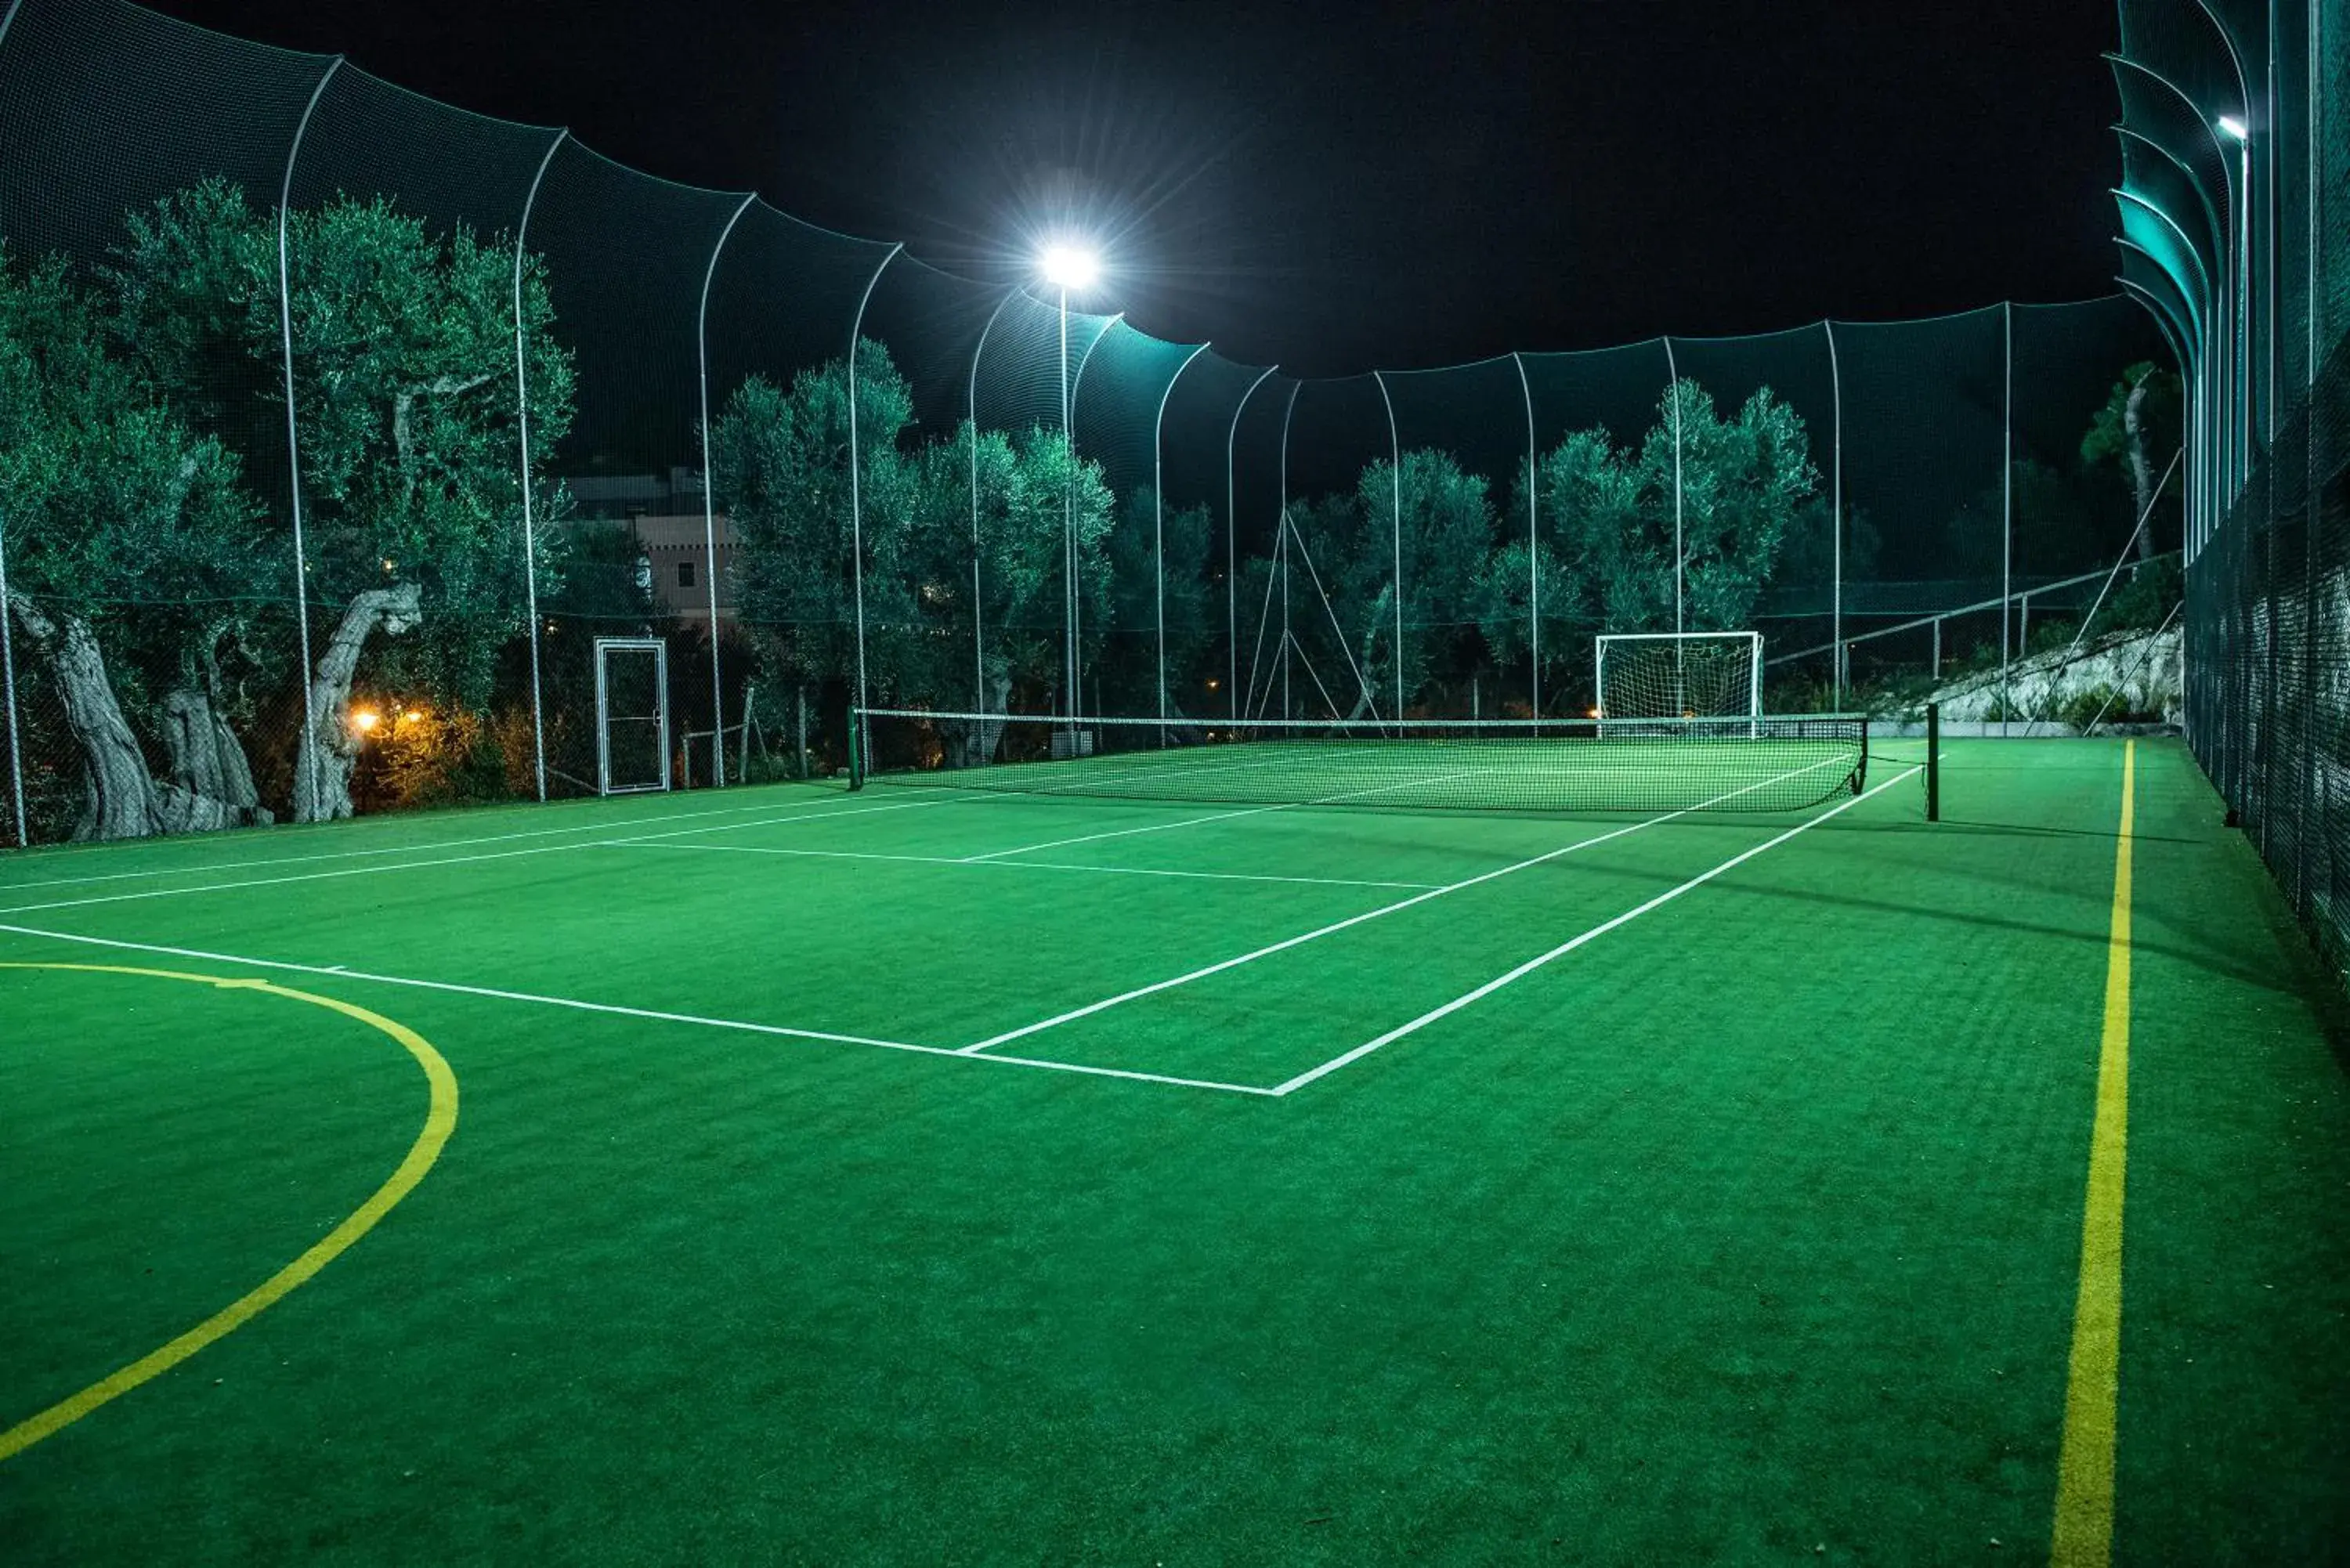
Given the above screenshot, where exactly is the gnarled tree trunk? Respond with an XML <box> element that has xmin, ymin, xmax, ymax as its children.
<box><xmin>2124</xmin><ymin>378</ymin><xmax>2156</xmax><ymax>562</ymax></box>
<box><xmin>294</xmin><ymin>583</ymin><xmax>421</xmax><ymax>824</ymax></box>
<box><xmin>5</xmin><ymin>591</ymin><xmax>163</xmax><ymax>841</ymax></box>
<box><xmin>939</xmin><ymin>656</ymin><xmax>1014</xmax><ymax>768</ymax></box>
<box><xmin>159</xmin><ymin>685</ymin><xmax>270</xmax><ymax>831</ymax></box>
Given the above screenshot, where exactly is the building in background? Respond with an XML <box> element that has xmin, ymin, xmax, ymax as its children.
<box><xmin>562</xmin><ymin>467</ymin><xmax>737</xmax><ymax>628</ymax></box>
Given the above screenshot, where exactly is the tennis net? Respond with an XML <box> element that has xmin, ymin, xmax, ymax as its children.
<box><xmin>850</xmin><ymin>710</ymin><xmax>1868</xmax><ymax>815</ymax></box>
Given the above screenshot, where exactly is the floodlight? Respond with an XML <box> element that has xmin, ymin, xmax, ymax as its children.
<box><xmin>2217</xmin><ymin>115</ymin><xmax>2249</xmax><ymax>141</ymax></box>
<box><xmin>350</xmin><ymin>708</ymin><xmax>381</xmax><ymax>735</ymax></box>
<box><xmin>1039</xmin><ymin>244</ymin><xmax>1100</xmax><ymax>291</ymax></box>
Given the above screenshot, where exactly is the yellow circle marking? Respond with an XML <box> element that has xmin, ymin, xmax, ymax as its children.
<box><xmin>0</xmin><ymin>961</ymin><xmax>458</xmax><ymax>1463</ymax></box>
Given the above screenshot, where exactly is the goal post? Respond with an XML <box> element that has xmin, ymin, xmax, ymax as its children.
<box><xmin>595</xmin><ymin>637</ymin><xmax>671</xmax><ymax>796</ymax></box>
<box><xmin>1594</xmin><ymin>631</ymin><xmax>1764</xmax><ymax>732</ymax></box>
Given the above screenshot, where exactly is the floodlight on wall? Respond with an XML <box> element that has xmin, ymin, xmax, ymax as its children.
<box><xmin>2216</xmin><ymin>114</ymin><xmax>2249</xmax><ymax>141</ymax></box>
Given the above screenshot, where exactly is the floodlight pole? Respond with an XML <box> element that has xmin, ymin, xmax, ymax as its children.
<box><xmin>967</xmin><ymin>289</ymin><xmax>1018</xmax><ymax>719</ymax></box>
<box><xmin>1065</xmin><ymin>311</ymin><xmax>1120</xmax><ymax>730</ymax></box>
<box><xmin>280</xmin><ymin>56</ymin><xmax>342</xmax><ymax>824</ymax></box>
<box><xmin>1058</xmin><ymin>287</ymin><xmax>1075</xmax><ymax>733</ymax></box>
<box><xmin>846</xmin><ymin>242</ymin><xmax>903</xmax><ymax>742</ymax></box>
<box><xmin>1226</xmin><ymin>366</ymin><xmax>1278</xmax><ymax>724</ymax></box>
<box><xmin>1513</xmin><ymin>352</ymin><xmax>1539</xmax><ymax>718</ymax></box>
<box><xmin>1374</xmin><ymin>370</ymin><xmax>1403</xmax><ymax>721</ymax></box>
<box><xmin>513</xmin><ymin>128</ymin><xmax>566</xmax><ymax>804</ymax></box>
<box><xmin>2236</xmin><ymin>128</ymin><xmax>2251</xmax><ymax>479</ymax></box>
<box><xmin>695</xmin><ymin>193</ymin><xmax>757</xmax><ymax>787</ymax></box>
<box><xmin>1155</xmin><ymin>344</ymin><xmax>1210</xmax><ymax>742</ymax></box>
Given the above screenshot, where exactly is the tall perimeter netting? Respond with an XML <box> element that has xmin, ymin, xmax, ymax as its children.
<box><xmin>2112</xmin><ymin>0</ymin><xmax>2350</xmax><ymax>987</ymax></box>
<box><xmin>0</xmin><ymin>0</ymin><xmax>2271</xmax><ymax>859</ymax></box>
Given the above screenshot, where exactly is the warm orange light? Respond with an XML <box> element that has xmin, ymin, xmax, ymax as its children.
<box><xmin>403</xmin><ymin>709</ymin><xmax>425</xmax><ymax>724</ymax></box>
<box><xmin>351</xmin><ymin>708</ymin><xmax>381</xmax><ymax>734</ymax></box>
<box><xmin>1585</xmin><ymin>706</ymin><xmax>1600</xmax><ymax>719</ymax></box>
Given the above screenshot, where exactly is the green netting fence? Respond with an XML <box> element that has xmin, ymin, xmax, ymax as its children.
<box><xmin>0</xmin><ymin>0</ymin><xmax>2190</xmax><ymax>849</ymax></box>
<box><xmin>2114</xmin><ymin>0</ymin><xmax>2350</xmax><ymax>986</ymax></box>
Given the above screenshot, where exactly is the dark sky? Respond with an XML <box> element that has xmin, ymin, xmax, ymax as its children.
<box><xmin>149</xmin><ymin>0</ymin><xmax>2129</xmax><ymax>377</ymax></box>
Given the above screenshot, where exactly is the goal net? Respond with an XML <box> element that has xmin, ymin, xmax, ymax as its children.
<box><xmin>1594</xmin><ymin>632</ymin><xmax>1763</xmax><ymax>732</ymax></box>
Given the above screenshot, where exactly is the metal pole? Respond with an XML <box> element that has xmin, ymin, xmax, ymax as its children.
<box><xmin>1513</xmin><ymin>352</ymin><xmax>1538</xmax><ymax>717</ymax></box>
<box><xmin>2264</xmin><ymin>22</ymin><xmax>2276</xmax><ymax>444</ymax></box>
<box><xmin>694</xmin><ymin>193</ymin><xmax>757</xmax><ymax>788</ymax></box>
<box><xmin>967</xmin><ymin>289</ymin><xmax>1017</xmax><ymax>719</ymax></box>
<box><xmin>1064</xmin><ymin>312</ymin><xmax>1119</xmax><ymax>732</ymax></box>
<box><xmin>1374</xmin><ymin>370</ymin><xmax>1403</xmax><ymax>721</ymax></box>
<box><xmin>0</xmin><ymin>502</ymin><xmax>25</xmax><ymax>847</ymax></box>
<box><xmin>1663</xmin><ymin>338</ymin><xmax>1683</xmax><ymax>636</ymax></box>
<box><xmin>1059</xmin><ymin>287</ymin><xmax>1072</xmax><ymax>729</ymax></box>
<box><xmin>513</xmin><ymin>128</ymin><xmax>566</xmax><ymax>804</ymax></box>
<box><xmin>2001</xmin><ymin>301</ymin><xmax>2012</xmax><ymax>737</ymax></box>
<box><xmin>1226</xmin><ymin>367</ymin><xmax>1277</xmax><ymax>724</ymax></box>
<box><xmin>845</xmin><ymin>242</ymin><xmax>903</xmax><ymax>732</ymax></box>
<box><xmin>1278</xmin><ymin>382</ymin><xmax>1300</xmax><ymax>722</ymax></box>
<box><xmin>1825</xmin><ymin>320</ymin><xmax>1844</xmax><ymax>709</ymax></box>
<box><xmin>0</xmin><ymin>0</ymin><xmax>22</xmax><ymax>838</ymax></box>
<box><xmin>2238</xmin><ymin>135</ymin><xmax>2252</xmax><ymax>480</ymax></box>
<box><xmin>279</xmin><ymin>57</ymin><xmax>342</xmax><ymax>823</ymax></box>
<box><xmin>1155</xmin><ymin>344</ymin><xmax>1209</xmax><ymax>740</ymax></box>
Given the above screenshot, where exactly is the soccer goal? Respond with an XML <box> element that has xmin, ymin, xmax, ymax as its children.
<box><xmin>595</xmin><ymin>638</ymin><xmax>671</xmax><ymax>795</ymax></box>
<box><xmin>1594</xmin><ymin>631</ymin><xmax>1763</xmax><ymax>733</ymax></box>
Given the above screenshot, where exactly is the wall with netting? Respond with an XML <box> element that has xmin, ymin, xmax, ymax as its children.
<box><xmin>0</xmin><ymin>0</ymin><xmax>2178</xmax><ymax>849</ymax></box>
<box><xmin>2115</xmin><ymin>0</ymin><xmax>2349</xmax><ymax>987</ymax></box>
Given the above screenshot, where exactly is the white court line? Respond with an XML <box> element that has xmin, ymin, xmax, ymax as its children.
<box><xmin>0</xmin><ymin>793</ymin><xmax>971</xmax><ymax>918</ymax></box>
<box><xmin>959</xmin><ymin>804</ymin><xmax>1279</xmax><ymax>862</ymax></box>
<box><xmin>1271</xmin><ymin>764</ymin><xmax>1922</xmax><ymax>1095</ymax></box>
<box><xmin>609</xmin><ymin>839</ymin><xmax>1438</xmax><ymax>891</ymax></box>
<box><xmin>956</xmin><ymin>753</ymin><xmax>1856</xmax><ymax>1055</ymax></box>
<box><xmin>0</xmin><ymin>920</ymin><xmax>1280</xmax><ymax>1097</ymax></box>
<box><xmin>0</xmin><ymin>785</ymin><xmax>895</xmax><ymax>894</ymax></box>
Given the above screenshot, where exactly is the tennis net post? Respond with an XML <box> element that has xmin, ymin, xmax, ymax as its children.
<box><xmin>1925</xmin><ymin>701</ymin><xmax>1940</xmax><ymax>822</ymax></box>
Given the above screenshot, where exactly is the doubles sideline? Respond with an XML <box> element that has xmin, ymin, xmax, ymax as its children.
<box><xmin>0</xmin><ymin>790</ymin><xmax>976</xmax><ymax>919</ymax></box>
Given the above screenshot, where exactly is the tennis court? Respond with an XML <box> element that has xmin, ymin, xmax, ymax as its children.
<box><xmin>4</xmin><ymin>735</ymin><xmax>2347</xmax><ymax>1563</ymax></box>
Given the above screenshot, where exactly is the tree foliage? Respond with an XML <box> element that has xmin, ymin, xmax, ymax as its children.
<box><xmin>717</xmin><ymin>339</ymin><xmax>1115</xmax><ymax>723</ymax></box>
<box><xmin>0</xmin><ymin>244</ymin><xmax>271</xmax><ymax>837</ymax></box>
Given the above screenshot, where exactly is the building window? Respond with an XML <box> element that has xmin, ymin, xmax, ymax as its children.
<box><xmin>677</xmin><ymin>559</ymin><xmax>696</xmax><ymax>590</ymax></box>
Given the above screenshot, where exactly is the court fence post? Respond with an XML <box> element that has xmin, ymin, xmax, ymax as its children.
<box><xmin>1925</xmin><ymin>701</ymin><xmax>1941</xmax><ymax>822</ymax></box>
<box><xmin>848</xmin><ymin>708</ymin><xmax>866</xmax><ymax>792</ymax></box>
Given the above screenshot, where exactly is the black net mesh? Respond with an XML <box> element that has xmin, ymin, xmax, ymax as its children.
<box><xmin>2114</xmin><ymin>0</ymin><xmax>2348</xmax><ymax>988</ymax></box>
<box><xmin>6</xmin><ymin>0</ymin><xmax>2316</xmax><ymax>866</ymax></box>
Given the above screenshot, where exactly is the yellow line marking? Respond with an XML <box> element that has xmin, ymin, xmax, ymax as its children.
<box><xmin>2051</xmin><ymin>740</ymin><xmax>2134</xmax><ymax>1566</ymax></box>
<box><xmin>0</xmin><ymin>961</ymin><xmax>457</xmax><ymax>1463</ymax></box>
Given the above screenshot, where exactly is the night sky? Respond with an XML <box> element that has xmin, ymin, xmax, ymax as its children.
<box><xmin>148</xmin><ymin>0</ymin><xmax>2130</xmax><ymax>378</ymax></box>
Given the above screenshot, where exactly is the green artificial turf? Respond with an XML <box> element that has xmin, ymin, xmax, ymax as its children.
<box><xmin>0</xmin><ymin>738</ymin><xmax>2343</xmax><ymax>1563</ymax></box>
